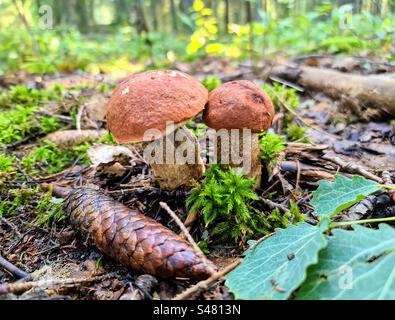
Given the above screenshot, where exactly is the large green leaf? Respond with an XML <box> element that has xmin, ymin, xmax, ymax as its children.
<box><xmin>225</xmin><ymin>220</ymin><xmax>329</xmax><ymax>300</ymax></box>
<box><xmin>310</xmin><ymin>174</ymin><xmax>381</xmax><ymax>218</ymax></box>
<box><xmin>296</xmin><ymin>224</ymin><xmax>395</xmax><ymax>300</ymax></box>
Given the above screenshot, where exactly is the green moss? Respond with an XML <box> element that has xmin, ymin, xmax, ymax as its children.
<box><xmin>0</xmin><ymin>186</ymin><xmax>65</xmax><ymax>227</ymax></box>
<box><xmin>187</xmin><ymin>165</ymin><xmax>260</xmax><ymax>243</ymax></box>
<box><xmin>34</xmin><ymin>194</ymin><xmax>65</xmax><ymax>227</ymax></box>
<box><xmin>0</xmin><ymin>86</ymin><xmax>65</xmax><ymax>145</ymax></box>
<box><xmin>263</xmin><ymin>83</ymin><xmax>300</xmax><ymax>112</ymax></box>
<box><xmin>287</xmin><ymin>124</ymin><xmax>311</xmax><ymax>143</ymax></box>
<box><xmin>0</xmin><ymin>153</ymin><xmax>16</xmax><ymax>173</ymax></box>
<box><xmin>22</xmin><ymin>140</ymin><xmax>90</xmax><ymax>175</ymax></box>
<box><xmin>0</xmin><ymin>187</ymin><xmax>36</xmax><ymax>217</ymax></box>
<box><xmin>258</xmin><ymin>132</ymin><xmax>286</xmax><ymax>168</ymax></box>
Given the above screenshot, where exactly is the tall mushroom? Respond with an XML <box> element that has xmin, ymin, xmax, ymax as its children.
<box><xmin>106</xmin><ymin>69</ymin><xmax>208</xmax><ymax>189</ymax></box>
<box><xmin>203</xmin><ymin>80</ymin><xmax>275</xmax><ymax>187</ymax></box>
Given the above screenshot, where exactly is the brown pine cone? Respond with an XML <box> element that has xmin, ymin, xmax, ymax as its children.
<box><xmin>63</xmin><ymin>186</ymin><xmax>216</xmax><ymax>280</ymax></box>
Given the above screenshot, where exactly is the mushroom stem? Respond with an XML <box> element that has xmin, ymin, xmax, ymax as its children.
<box><xmin>209</xmin><ymin>130</ymin><xmax>261</xmax><ymax>188</ymax></box>
<box><xmin>147</xmin><ymin>126</ymin><xmax>205</xmax><ymax>190</ymax></box>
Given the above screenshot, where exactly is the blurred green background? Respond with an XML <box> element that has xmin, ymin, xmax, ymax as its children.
<box><xmin>1</xmin><ymin>0</ymin><xmax>394</xmax><ymax>76</ymax></box>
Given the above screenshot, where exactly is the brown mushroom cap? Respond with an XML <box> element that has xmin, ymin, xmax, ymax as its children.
<box><xmin>106</xmin><ymin>70</ymin><xmax>208</xmax><ymax>143</ymax></box>
<box><xmin>203</xmin><ymin>80</ymin><xmax>275</xmax><ymax>132</ymax></box>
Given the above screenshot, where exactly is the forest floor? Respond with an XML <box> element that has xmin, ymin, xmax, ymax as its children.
<box><xmin>1</xmin><ymin>54</ymin><xmax>395</xmax><ymax>300</ymax></box>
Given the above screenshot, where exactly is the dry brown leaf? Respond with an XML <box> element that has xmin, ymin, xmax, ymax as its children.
<box><xmin>44</xmin><ymin>129</ymin><xmax>106</xmax><ymax>147</ymax></box>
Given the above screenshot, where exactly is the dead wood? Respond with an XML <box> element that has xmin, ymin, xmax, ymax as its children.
<box><xmin>270</xmin><ymin>65</ymin><xmax>395</xmax><ymax>119</ymax></box>
<box><xmin>0</xmin><ymin>274</ymin><xmax>112</xmax><ymax>296</ymax></box>
<box><xmin>0</xmin><ymin>254</ymin><xmax>30</xmax><ymax>279</ymax></box>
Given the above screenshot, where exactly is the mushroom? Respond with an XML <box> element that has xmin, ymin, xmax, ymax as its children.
<box><xmin>203</xmin><ymin>80</ymin><xmax>275</xmax><ymax>187</ymax></box>
<box><xmin>106</xmin><ymin>69</ymin><xmax>208</xmax><ymax>189</ymax></box>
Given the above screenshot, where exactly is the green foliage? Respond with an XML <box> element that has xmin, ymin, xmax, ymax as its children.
<box><xmin>297</xmin><ymin>224</ymin><xmax>395</xmax><ymax>299</ymax></box>
<box><xmin>263</xmin><ymin>83</ymin><xmax>300</xmax><ymax>112</ymax></box>
<box><xmin>98</xmin><ymin>132</ymin><xmax>116</xmax><ymax>145</ymax></box>
<box><xmin>186</xmin><ymin>165</ymin><xmax>260</xmax><ymax>243</ymax></box>
<box><xmin>39</xmin><ymin>117</ymin><xmax>61</xmax><ymax>133</ymax></box>
<box><xmin>0</xmin><ymin>186</ymin><xmax>64</xmax><ymax>227</ymax></box>
<box><xmin>258</xmin><ymin>132</ymin><xmax>286</xmax><ymax>168</ymax></box>
<box><xmin>34</xmin><ymin>195</ymin><xmax>65</xmax><ymax>228</ymax></box>
<box><xmin>286</xmin><ymin>124</ymin><xmax>311</xmax><ymax>143</ymax></box>
<box><xmin>0</xmin><ymin>153</ymin><xmax>16</xmax><ymax>173</ymax></box>
<box><xmin>0</xmin><ymin>85</ymin><xmax>61</xmax><ymax>110</ymax></box>
<box><xmin>226</xmin><ymin>219</ymin><xmax>329</xmax><ymax>300</ymax></box>
<box><xmin>22</xmin><ymin>140</ymin><xmax>90</xmax><ymax>175</ymax></box>
<box><xmin>310</xmin><ymin>175</ymin><xmax>382</xmax><ymax>218</ymax></box>
<box><xmin>261</xmin><ymin>201</ymin><xmax>307</xmax><ymax>233</ymax></box>
<box><xmin>0</xmin><ymin>86</ymin><xmax>63</xmax><ymax>145</ymax></box>
<box><xmin>226</xmin><ymin>175</ymin><xmax>395</xmax><ymax>300</ymax></box>
<box><xmin>0</xmin><ymin>188</ymin><xmax>36</xmax><ymax>217</ymax></box>
<box><xmin>0</xmin><ymin>106</ymin><xmax>38</xmax><ymax>145</ymax></box>
<box><xmin>201</xmin><ymin>75</ymin><xmax>222</xmax><ymax>92</ymax></box>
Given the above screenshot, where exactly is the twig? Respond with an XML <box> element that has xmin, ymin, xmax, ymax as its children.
<box><xmin>0</xmin><ymin>255</ymin><xmax>30</xmax><ymax>279</ymax></box>
<box><xmin>0</xmin><ymin>273</ymin><xmax>113</xmax><ymax>295</ymax></box>
<box><xmin>159</xmin><ymin>202</ymin><xmax>215</xmax><ymax>275</ymax></box>
<box><xmin>268</xmin><ymin>88</ymin><xmax>339</xmax><ymax>139</ymax></box>
<box><xmin>76</xmin><ymin>103</ymin><xmax>86</xmax><ymax>131</ymax></box>
<box><xmin>259</xmin><ymin>197</ymin><xmax>289</xmax><ymax>213</ymax></box>
<box><xmin>173</xmin><ymin>259</ymin><xmax>242</xmax><ymax>300</ymax></box>
<box><xmin>382</xmin><ymin>171</ymin><xmax>395</xmax><ymax>201</ymax></box>
<box><xmin>174</xmin><ymin>233</ymin><xmax>275</xmax><ymax>300</ymax></box>
<box><xmin>322</xmin><ymin>154</ymin><xmax>383</xmax><ymax>183</ymax></box>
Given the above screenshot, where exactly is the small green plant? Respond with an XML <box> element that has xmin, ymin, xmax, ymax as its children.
<box><xmin>201</xmin><ymin>75</ymin><xmax>222</xmax><ymax>92</ymax></box>
<box><xmin>34</xmin><ymin>194</ymin><xmax>65</xmax><ymax>227</ymax></box>
<box><xmin>39</xmin><ymin>117</ymin><xmax>61</xmax><ymax>133</ymax></box>
<box><xmin>260</xmin><ymin>202</ymin><xmax>306</xmax><ymax>233</ymax></box>
<box><xmin>0</xmin><ymin>153</ymin><xmax>16</xmax><ymax>173</ymax></box>
<box><xmin>0</xmin><ymin>188</ymin><xmax>36</xmax><ymax>217</ymax></box>
<box><xmin>22</xmin><ymin>140</ymin><xmax>90</xmax><ymax>175</ymax></box>
<box><xmin>263</xmin><ymin>83</ymin><xmax>300</xmax><ymax>112</ymax></box>
<box><xmin>0</xmin><ymin>105</ymin><xmax>38</xmax><ymax>144</ymax></box>
<box><xmin>0</xmin><ymin>107</ymin><xmax>61</xmax><ymax>145</ymax></box>
<box><xmin>0</xmin><ymin>85</ymin><xmax>61</xmax><ymax>110</ymax></box>
<box><xmin>258</xmin><ymin>132</ymin><xmax>286</xmax><ymax>168</ymax></box>
<box><xmin>98</xmin><ymin>132</ymin><xmax>116</xmax><ymax>145</ymax></box>
<box><xmin>187</xmin><ymin>165</ymin><xmax>260</xmax><ymax>243</ymax></box>
<box><xmin>286</xmin><ymin>124</ymin><xmax>311</xmax><ymax>143</ymax></box>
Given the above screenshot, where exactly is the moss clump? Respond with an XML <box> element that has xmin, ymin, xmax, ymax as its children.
<box><xmin>21</xmin><ymin>140</ymin><xmax>90</xmax><ymax>175</ymax></box>
<box><xmin>187</xmin><ymin>165</ymin><xmax>260</xmax><ymax>243</ymax></box>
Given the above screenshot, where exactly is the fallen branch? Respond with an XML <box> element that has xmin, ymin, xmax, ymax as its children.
<box><xmin>259</xmin><ymin>197</ymin><xmax>289</xmax><ymax>213</ymax></box>
<box><xmin>322</xmin><ymin>153</ymin><xmax>383</xmax><ymax>183</ymax></box>
<box><xmin>0</xmin><ymin>273</ymin><xmax>112</xmax><ymax>295</ymax></box>
<box><xmin>271</xmin><ymin>65</ymin><xmax>395</xmax><ymax>119</ymax></box>
<box><xmin>0</xmin><ymin>255</ymin><xmax>30</xmax><ymax>279</ymax></box>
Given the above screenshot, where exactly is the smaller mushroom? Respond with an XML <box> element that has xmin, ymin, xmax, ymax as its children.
<box><xmin>203</xmin><ymin>80</ymin><xmax>275</xmax><ymax>187</ymax></box>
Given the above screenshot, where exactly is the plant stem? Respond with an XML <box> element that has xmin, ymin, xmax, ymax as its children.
<box><xmin>381</xmin><ymin>184</ymin><xmax>395</xmax><ymax>191</ymax></box>
<box><xmin>330</xmin><ymin>216</ymin><xmax>395</xmax><ymax>228</ymax></box>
